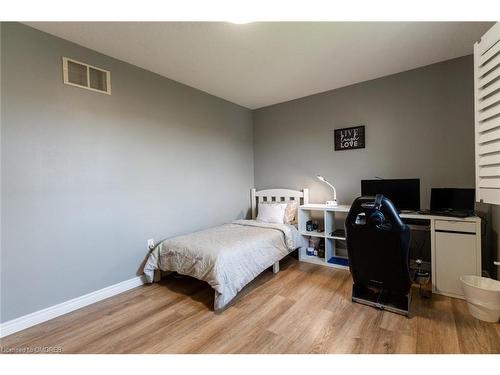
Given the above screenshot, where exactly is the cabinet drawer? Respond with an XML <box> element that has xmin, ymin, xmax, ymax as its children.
<box><xmin>435</xmin><ymin>220</ymin><xmax>476</xmax><ymax>234</ymax></box>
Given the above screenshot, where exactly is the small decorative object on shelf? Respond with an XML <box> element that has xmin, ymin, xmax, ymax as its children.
<box><xmin>306</xmin><ymin>248</ymin><xmax>316</xmax><ymax>256</ymax></box>
<box><xmin>306</xmin><ymin>220</ymin><xmax>314</xmax><ymax>231</ymax></box>
<box><xmin>317</xmin><ymin>244</ymin><xmax>325</xmax><ymax>258</ymax></box>
<box><xmin>306</xmin><ymin>220</ymin><xmax>323</xmax><ymax>233</ymax></box>
<box><xmin>312</xmin><ymin>220</ymin><xmax>319</xmax><ymax>231</ymax></box>
<box><xmin>307</xmin><ymin>237</ymin><xmax>321</xmax><ymax>257</ymax></box>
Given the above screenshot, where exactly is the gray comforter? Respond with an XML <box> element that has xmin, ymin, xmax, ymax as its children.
<box><xmin>143</xmin><ymin>219</ymin><xmax>306</xmax><ymax>310</ymax></box>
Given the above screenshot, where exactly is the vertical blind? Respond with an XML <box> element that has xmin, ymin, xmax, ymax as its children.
<box><xmin>475</xmin><ymin>22</ymin><xmax>500</xmax><ymax>204</ymax></box>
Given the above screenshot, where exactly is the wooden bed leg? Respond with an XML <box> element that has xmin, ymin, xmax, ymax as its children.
<box><xmin>153</xmin><ymin>269</ymin><xmax>162</xmax><ymax>282</ymax></box>
<box><xmin>273</xmin><ymin>261</ymin><xmax>280</xmax><ymax>274</ymax></box>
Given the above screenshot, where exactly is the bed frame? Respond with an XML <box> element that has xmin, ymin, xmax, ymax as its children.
<box><xmin>250</xmin><ymin>188</ymin><xmax>310</xmax><ymax>273</ymax></box>
<box><xmin>153</xmin><ymin>187</ymin><xmax>311</xmax><ymax>312</ymax></box>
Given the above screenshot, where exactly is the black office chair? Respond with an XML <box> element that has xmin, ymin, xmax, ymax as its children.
<box><xmin>345</xmin><ymin>195</ymin><xmax>412</xmax><ymax>316</ymax></box>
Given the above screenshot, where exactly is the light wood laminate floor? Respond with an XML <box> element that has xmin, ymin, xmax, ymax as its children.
<box><xmin>2</xmin><ymin>256</ymin><xmax>499</xmax><ymax>354</ymax></box>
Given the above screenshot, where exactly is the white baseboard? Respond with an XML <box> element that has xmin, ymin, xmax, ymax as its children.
<box><xmin>0</xmin><ymin>275</ymin><xmax>147</xmax><ymax>338</ymax></box>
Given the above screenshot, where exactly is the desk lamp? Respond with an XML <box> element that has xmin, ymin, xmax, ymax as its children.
<box><xmin>317</xmin><ymin>175</ymin><xmax>338</xmax><ymax>207</ymax></box>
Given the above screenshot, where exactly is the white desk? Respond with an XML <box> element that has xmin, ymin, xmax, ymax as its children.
<box><xmin>298</xmin><ymin>204</ymin><xmax>481</xmax><ymax>299</ymax></box>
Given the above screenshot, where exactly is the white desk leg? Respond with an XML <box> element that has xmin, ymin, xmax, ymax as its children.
<box><xmin>273</xmin><ymin>261</ymin><xmax>280</xmax><ymax>274</ymax></box>
<box><xmin>430</xmin><ymin>219</ymin><xmax>437</xmax><ymax>294</ymax></box>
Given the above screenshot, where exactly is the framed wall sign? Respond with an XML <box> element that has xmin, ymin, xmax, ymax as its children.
<box><xmin>334</xmin><ymin>125</ymin><xmax>365</xmax><ymax>151</ymax></box>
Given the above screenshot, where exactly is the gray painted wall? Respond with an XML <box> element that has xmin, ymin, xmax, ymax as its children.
<box><xmin>0</xmin><ymin>23</ymin><xmax>254</xmax><ymax>322</ymax></box>
<box><xmin>253</xmin><ymin>55</ymin><xmax>495</xmax><ymax>276</ymax></box>
<box><xmin>254</xmin><ymin>56</ymin><xmax>476</xmax><ymax>209</ymax></box>
<box><xmin>1</xmin><ymin>23</ymin><xmax>497</xmax><ymax>324</ymax></box>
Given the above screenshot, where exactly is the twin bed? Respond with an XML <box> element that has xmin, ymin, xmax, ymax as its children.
<box><xmin>143</xmin><ymin>188</ymin><xmax>309</xmax><ymax>311</ymax></box>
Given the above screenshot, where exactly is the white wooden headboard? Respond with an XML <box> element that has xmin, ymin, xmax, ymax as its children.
<box><xmin>250</xmin><ymin>188</ymin><xmax>309</xmax><ymax>219</ymax></box>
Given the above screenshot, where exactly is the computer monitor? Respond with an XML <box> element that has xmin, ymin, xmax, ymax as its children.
<box><xmin>361</xmin><ymin>179</ymin><xmax>420</xmax><ymax>211</ymax></box>
<box><xmin>430</xmin><ymin>188</ymin><xmax>475</xmax><ymax>212</ymax></box>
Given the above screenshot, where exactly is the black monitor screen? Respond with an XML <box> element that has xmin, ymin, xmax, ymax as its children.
<box><xmin>361</xmin><ymin>179</ymin><xmax>420</xmax><ymax>211</ymax></box>
<box><xmin>430</xmin><ymin>188</ymin><xmax>475</xmax><ymax>212</ymax></box>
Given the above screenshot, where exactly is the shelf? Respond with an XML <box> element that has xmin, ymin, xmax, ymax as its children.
<box><xmin>329</xmin><ymin>235</ymin><xmax>346</xmax><ymax>240</ymax></box>
<box><xmin>300</xmin><ymin>204</ymin><xmax>351</xmax><ymax>212</ymax></box>
<box><xmin>325</xmin><ymin>236</ymin><xmax>346</xmax><ymax>240</ymax></box>
<box><xmin>330</xmin><ymin>229</ymin><xmax>346</xmax><ymax>240</ymax></box>
<box><xmin>300</xmin><ymin>231</ymin><xmax>325</xmax><ymax>238</ymax></box>
<box><xmin>301</xmin><ymin>254</ymin><xmax>327</xmax><ymax>266</ymax></box>
<box><xmin>300</xmin><ymin>253</ymin><xmax>349</xmax><ymax>270</ymax></box>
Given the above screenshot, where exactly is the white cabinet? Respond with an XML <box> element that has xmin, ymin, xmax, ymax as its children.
<box><xmin>435</xmin><ymin>232</ymin><xmax>477</xmax><ymax>297</ymax></box>
<box><xmin>433</xmin><ymin>219</ymin><xmax>482</xmax><ymax>299</ymax></box>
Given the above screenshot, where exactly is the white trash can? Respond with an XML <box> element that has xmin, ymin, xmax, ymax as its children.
<box><xmin>460</xmin><ymin>275</ymin><xmax>500</xmax><ymax>323</ymax></box>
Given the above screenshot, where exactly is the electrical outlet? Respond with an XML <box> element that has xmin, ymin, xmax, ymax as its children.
<box><xmin>147</xmin><ymin>239</ymin><xmax>155</xmax><ymax>250</ymax></box>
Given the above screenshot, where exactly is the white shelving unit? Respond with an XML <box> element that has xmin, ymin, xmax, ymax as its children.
<box><xmin>298</xmin><ymin>204</ymin><xmax>351</xmax><ymax>270</ymax></box>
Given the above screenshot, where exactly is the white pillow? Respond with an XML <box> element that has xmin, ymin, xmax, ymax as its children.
<box><xmin>259</xmin><ymin>201</ymin><xmax>299</xmax><ymax>224</ymax></box>
<box><xmin>256</xmin><ymin>203</ymin><xmax>287</xmax><ymax>224</ymax></box>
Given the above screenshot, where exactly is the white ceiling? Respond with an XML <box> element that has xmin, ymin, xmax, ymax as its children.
<box><xmin>26</xmin><ymin>22</ymin><xmax>493</xmax><ymax>109</ymax></box>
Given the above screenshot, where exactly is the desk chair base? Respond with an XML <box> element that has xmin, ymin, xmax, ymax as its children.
<box><xmin>352</xmin><ymin>284</ymin><xmax>412</xmax><ymax>317</ymax></box>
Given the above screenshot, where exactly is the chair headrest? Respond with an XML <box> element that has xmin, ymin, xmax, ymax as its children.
<box><xmin>347</xmin><ymin>195</ymin><xmax>407</xmax><ymax>231</ymax></box>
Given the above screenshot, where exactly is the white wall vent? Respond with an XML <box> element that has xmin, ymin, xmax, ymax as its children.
<box><xmin>62</xmin><ymin>57</ymin><xmax>111</xmax><ymax>95</ymax></box>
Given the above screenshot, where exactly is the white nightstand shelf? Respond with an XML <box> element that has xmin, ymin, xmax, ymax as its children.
<box><xmin>300</xmin><ymin>230</ymin><xmax>326</xmax><ymax>238</ymax></box>
<box><xmin>331</xmin><ymin>236</ymin><xmax>346</xmax><ymax>240</ymax></box>
<box><xmin>298</xmin><ymin>204</ymin><xmax>350</xmax><ymax>270</ymax></box>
